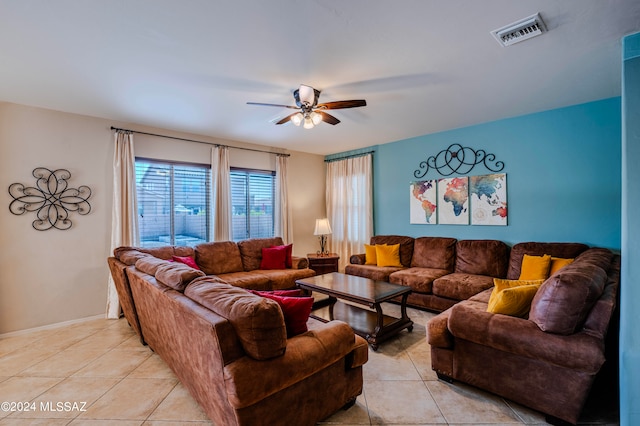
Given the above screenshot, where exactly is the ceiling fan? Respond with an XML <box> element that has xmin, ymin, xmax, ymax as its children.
<box><xmin>247</xmin><ymin>84</ymin><xmax>367</xmax><ymax>129</ymax></box>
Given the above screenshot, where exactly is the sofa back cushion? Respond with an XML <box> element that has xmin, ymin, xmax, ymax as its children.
<box><xmin>237</xmin><ymin>237</ymin><xmax>285</xmax><ymax>271</ymax></box>
<box><xmin>507</xmin><ymin>242</ymin><xmax>588</xmax><ymax>279</ymax></box>
<box><xmin>135</xmin><ymin>256</ymin><xmax>171</xmax><ymax>275</ymax></box>
<box><xmin>455</xmin><ymin>240</ymin><xmax>509</xmax><ymax>277</ymax></box>
<box><xmin>195</xmin><ymin>241</ymin><xmax>244</xmax><ymax>275</ymax></box>
<box><xmin>370</xmin><ymin>235</ymin><xmax>415</xmax><ymax>267</ymax></box>
<box><xmin>185</xmin><ymin>277</ymin><xmax>287</xmax><ymax>360</ymax></box>
<box><xmin>115</xmin><ymin>246</ymin><xmax>195</xmax><ymax>262</ymax></box>
<box><xmin>529</xmin><ymin>252</ymin><xmax>610</xmax><ymax>335</ymax></box>
<box><xmin>411</xmin><ymin>237</ymin><xmax>457</xmax><ymax>271</ymax></box>
<box><xmin>154</xmin><ymin>262</ymin><xmax>206</xmax><ymax>292</ymax></box>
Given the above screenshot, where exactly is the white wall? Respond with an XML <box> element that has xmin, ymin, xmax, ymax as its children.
<box><xmin>0</xmin><ymin>102</ymin><xmax>325</xmax><ymax>334</ymax></box>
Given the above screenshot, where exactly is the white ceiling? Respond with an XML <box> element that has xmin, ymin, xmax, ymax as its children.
<box><xmin>1</xmin><ymin>1</ymin><xmax>639</xmax><ymax>155</ymax></box>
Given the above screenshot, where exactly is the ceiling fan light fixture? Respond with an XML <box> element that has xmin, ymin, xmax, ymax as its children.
<box><xmin>303</xmin><ymin>116</ymin><xmax>315</xmax><ymax>129</ymax></box>
<box><xmin>310</xmin><ymin>111</ymin><xmax>322</xmax><ymax>125</ymax></box>
<box><xmin>291</xmin><ymin>112</ymin><xmax>303</xmax><ymax>126</ymax></box>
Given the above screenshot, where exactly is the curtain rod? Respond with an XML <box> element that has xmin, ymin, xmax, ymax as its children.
<box><xmin>110</xmin><ymin>127</ymin><xmax>290</xmax><ymax>157</ymax></box>
<box><xmin>324</xmin><ymin>150</ymin><xmax>375</xmax><ymax>162</ymax></box>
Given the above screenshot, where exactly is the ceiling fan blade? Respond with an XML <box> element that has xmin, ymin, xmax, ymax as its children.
<box><xmin>318</xmin><ymin>111</ymin><xmax>340</xmax><ymax>125</ymax></box>
<box><xmin>247</xmin><ymin>102</ymin><xmax>298</xmax><ymax>109</ymax></box>
<box><xmin>316</xmin><ymin>99</ymin><xmax>367</xmax><ymax>109</ymax></box>
<box><xmin>274</xmin><ymin>112</ymin><xmax>300</xmax><ymax>125</ymax></box>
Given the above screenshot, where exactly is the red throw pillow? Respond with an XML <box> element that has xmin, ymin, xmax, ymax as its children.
<box><xmin>172</xmin><ymin>255</ymin><xmax>201</xmax><ymax>270</ymax></box>
<box><xmin>249</xmin><ymin>289</ymin><xmax>303</xmax><ymax>297</ymax></box>
<box><xmin>254</xmin><ymin>292</ymin><xmax>313</xmax><ymax>337</ymax></box>
<box><xmin>260</xmin><ymin>246</ymin><xmax>287</xmax><ymax>269</ymax></box>
<box><xmin>271</xmin><ymin>244</ymin><xmax>293</xmax><ymax>268</ymax></box>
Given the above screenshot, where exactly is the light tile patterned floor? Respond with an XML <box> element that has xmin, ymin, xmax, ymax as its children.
<box><xmin>0</xmin><ymin>305</ymin><xmax>617</xmax><ymax>425</ymax></box>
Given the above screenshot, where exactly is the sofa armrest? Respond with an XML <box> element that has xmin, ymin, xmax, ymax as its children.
<box><xmin>448</xmin><ymin>301</ymin><xmax>605</xmax><ymax>373</ymax></box>
<box><xmin>223</xmin><ymin>320</ymin><xmax>366</xmax><ymax>409</ymax></box>
<box><xmin>291</xmin><ymin>255</ymin><xmax>309</xmax><ymax>269</ymax></box>
<box><xmin>350</xmin><ymin>253</ymin><xmax>366</xmax><ymax>265</ymax></box>
<box><xmin>426</xmin><ymin>308</ymin><xmax>453</xmax><ymax>348</ymax></box>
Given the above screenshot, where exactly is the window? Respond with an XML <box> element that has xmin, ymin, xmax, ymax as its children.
<box><xmin>135</xmin><ymin>159</ymin><xmax>210</xmax><ymax>248</ymax></box>
<box><xmin>230</xmin><ymin>168</ymin><xmax>275</xmax><ymax>241</ymax></box>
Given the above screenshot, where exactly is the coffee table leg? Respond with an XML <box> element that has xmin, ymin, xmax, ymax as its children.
<box><xmin>327</xmin><ymin>296</ymin><xmax>337</xmax><ymax>321</ymax></box>
<box><xmin>400</xmin><ymin>293</ymin><xmax>414</xmax><ymax>332</ymax></box>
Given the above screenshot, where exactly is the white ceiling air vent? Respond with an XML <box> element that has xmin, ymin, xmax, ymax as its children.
<box><xmin>491</xmin><ymin>13</ymin><xmax>547</xmax><ymax>47</ymax></box>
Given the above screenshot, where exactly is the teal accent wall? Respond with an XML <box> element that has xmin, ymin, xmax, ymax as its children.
<box><xmin>620</xmin><ymin>31</ymin><xmax>640</xmax><ymax>426</ymax></box>
<box><xmin>372</xmin><ymin>98</ymin><xmax>621</xmax><ymax>249</ymax></box>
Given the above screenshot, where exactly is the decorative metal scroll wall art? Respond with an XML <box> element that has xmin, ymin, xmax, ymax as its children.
<box><xmin>8</xmin><ymin>168</ymin><xmax>92</xmax><ymax>231</ymax></box>
<box><xmin>413</xmin><ymin>143</ymin><xmax>505</xmax><ymax>178</ymax></box>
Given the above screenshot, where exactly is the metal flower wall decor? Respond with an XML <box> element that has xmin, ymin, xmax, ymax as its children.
<box><xmin>8</xmin><ymin>167</ymin><xmax>92</xmax><ymax>231</ymax></box>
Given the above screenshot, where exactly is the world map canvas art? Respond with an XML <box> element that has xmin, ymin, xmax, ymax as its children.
<box><xmin>469</xmin><ymin>173</ymin><xmax>507</xmax><ymax>226</ymax></box>
<box><xmin>410</xmin><ymin>180</ymin><xmax>438</xmax><ymax>224</ymax></box>
<box><xmin>410</xmin><ymin>174</ymin><xmax>507</xmax><ymax>226</ymax></box>
<box><xmin>437</xmin><ymin>177</ymin><xmax>469</xmax><ymax>225</ymax></box>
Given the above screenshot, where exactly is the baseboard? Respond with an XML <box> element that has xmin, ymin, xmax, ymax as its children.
<box><xmin>0</xmin><ymin>314</ymin><xmax>109</xmax><ymax>339</ymax></box>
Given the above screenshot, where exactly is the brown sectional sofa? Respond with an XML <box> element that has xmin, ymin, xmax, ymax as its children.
<box><xmin>428</xmin><ymin>243</ymin><xmax>619</xmax><ymax>425</ymax></box>
<box><xmin>108</xmin><ymin>237</ymin><xmax>315</xmax><ymax>344</ymax></box>
<box><xmin>108</xmin><ymin>237</ymin><xmax>367</xmax><ymax>425</ymax></box>
<box><xmin>346</xmin><ymin>235</ymin><xmax>509</xmax><ymax>312</ymax></box>
<box><xmin>347</xmin><ymin>236</ymin><xmax>619</xmax><ymax>425</ymax></box>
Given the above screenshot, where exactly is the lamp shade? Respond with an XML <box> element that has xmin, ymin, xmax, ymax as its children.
<box><xmin>314</xmin><ymin>218</ymin><xmax>332</xmax><ymax>235</ymax></box>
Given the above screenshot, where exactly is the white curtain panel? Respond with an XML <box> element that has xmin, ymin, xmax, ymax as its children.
<box><xmin>326</xmin><ymin>154</ymin><xmax>373</xmax><ymax>271</ymax></box>
<box><xmin>211</xmin><ymin>145</ymin><xmax>232</xmax><ymax>241</ymax></box>
<box><xmin>106</xmin><ymin>131</ymin><xmax>139</xmax><ymax>319</ymax></box>
<box><xmin>275</xmin><ymin>154</ymin><xmax>293</xmax><ymax>244</ymax></box>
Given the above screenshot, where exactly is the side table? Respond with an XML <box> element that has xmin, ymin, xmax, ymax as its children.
<box><xmin>307</xmin><ymin>253</ymin><xmax>339</xmax><ymax>275</ymax></box>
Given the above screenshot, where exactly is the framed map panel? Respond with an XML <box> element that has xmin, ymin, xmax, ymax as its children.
<box><xmin>470</xmin><ymin>173</ymin><xmax>507</xmax><ymax>225</ymax></box>
<box><xmin>437</xmin><ymin>177</ymin><xmax>469</xmax><ymax>225</ymax></box>
<box><xmin>410</xmin><ymin>180</ymin><xmax>437</xmax><ymax>224</ymax></box>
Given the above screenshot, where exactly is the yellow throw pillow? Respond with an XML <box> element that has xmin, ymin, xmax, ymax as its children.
<box><xmin>487</xmin><ymin>284</ymin><xmax>542</xmax><ymax>317</ymax></box>
<box><xmin>519</xmin><ymin>254</ymin><xmax>552</xmax><ymax>280</ymax></box>
<box><xmin>364</xmin><ymin>244</ymin><xmax>378</xmax><ymax>265</ymax></box>
<box><xmin>549</xmin><ymin>257</ymin><xmax>574</xmax><ymax>275</ymax></box>
<box><xmin>376</xmin><ymin>243</ymin><xmax>403</xmax><ymax>267</ymax></box>
<box><xmin>487</xmin><ymin>278</ymin><xmax>545</xmax><ymax>310</ymax></box>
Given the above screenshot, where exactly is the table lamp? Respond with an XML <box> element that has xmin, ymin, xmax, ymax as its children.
<box><xmin>314</xmin><ymin>218</ymin><xmax>332</xmax><ymax>256</ymax></box>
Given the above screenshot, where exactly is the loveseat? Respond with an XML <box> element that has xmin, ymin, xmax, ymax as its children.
<box><xmin>108</xmin><ymin>237</ymin><xmax>315</xmax><ymax>344</ymax></box>
<box><xmin>346</xmin><ymin>235</ymin><xmax>510</xmax><ymax>312</ymax></box>
<box><xmin>426</xmin><ymin>242</ymin><xmax>619</xmax><ymax>425</ymax></box>
<box><xmin>109</xmin><ymin>239</ymin><xmax>367</xmax><ymax>425</ymax></box>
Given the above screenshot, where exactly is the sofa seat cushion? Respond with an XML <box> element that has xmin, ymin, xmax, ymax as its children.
<box><xmin>222</xmin><ymin>320</ymin><xmax>361</xmax><ymax>409</ymax></box>
<box><xmin>447</xmin><ymin>300</ymin><xmax>605</xmax><ymax>373</ymax></box>
<box><xmin>217</xmin><ymin>271</ymin><xmax>272</xmax><ymax>291</ymax></box>
<box><xmin>344</xmin><ymin>264</ymin><xmax>404</xmax><ymax>282</ymax></box>
<box><xmin>455</xmin><ymin>239</ymin><xmax>509</xmax><ymax>277</ymax></box>
<box><xmin>257</xmin><ymin>268</ymin><xmax>316</xmax><ymax>290</ymax></box>
<box><xmin>195</xmin><ymin>241</ymin><xmax>244</xmax><ymax>275</ymax></box>
<box><xmin>185</xmin><ymin>278</ymin><xmax>287</xmax><ymax>360</ymax></box>
<box><xmin>237</xmin><ymin>237</ymin><xmax>285</xmax><ymax>271</ymax></box>
<box><xmin>468</xmin><ymin>288</ymin><xmax>492</xmax><ymax>303</ymax></box>
<box><xmin>432</xmin><ymin>273</ymin><xmax>495</xmax><ymax>301</ymax></box>
<box><xmin>529</xmin><ymin>262</ymin><xmax>608</xmax><ymax>335</ymax></box>
<box><xmin>389</xmin><ymin>268</ymin><xmax>450</xmax><ymax>293</ymax></box>
<box><xmin>410</xmin><ymin>237</ymin><xmax>457</xmax><ymax>271</ymax></box>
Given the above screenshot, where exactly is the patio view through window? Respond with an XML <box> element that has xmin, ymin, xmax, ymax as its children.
<box><xmin>135</xmin><ymin>159</ymin><xmax>210</xmax><ymax>248</ymax></box>
<box><xmin>230</xmin><ymin>168</ymin><xmax>275</xmax><ymax>241</ymax></box>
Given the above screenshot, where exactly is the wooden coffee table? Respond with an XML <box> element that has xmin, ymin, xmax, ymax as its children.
<box><xmin>296</xmin><ymin>272</ymin><xmax>413</xmax><ymax>350</ymax></box>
